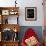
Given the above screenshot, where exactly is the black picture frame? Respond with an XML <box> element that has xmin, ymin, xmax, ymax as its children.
<box><xmin>25</xmin><ymin>7</ymin><xmax>37</xmax><ymax>21</ymax></box>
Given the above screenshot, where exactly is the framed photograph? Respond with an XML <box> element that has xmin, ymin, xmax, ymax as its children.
<box><xmin>25</xmin><ymin>7</ymin><xmax>37</xmax><ymax>21</ymax></box>
<box><xmin>2</xmin><ymin>10</ymin><xmax>9</xmax><ymax>15</ymax></box>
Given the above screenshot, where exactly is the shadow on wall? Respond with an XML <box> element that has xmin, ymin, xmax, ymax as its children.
<box><xmin>18</xmin><ymin>26</ymin><xmax>44</xmax><ymax>45</ymax></box>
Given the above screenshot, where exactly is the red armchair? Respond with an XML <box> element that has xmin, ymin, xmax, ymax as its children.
<box><xmin>21</xmin><ymin>28</ymin><xmax>41</xmax><ymax>46</ymax></box>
